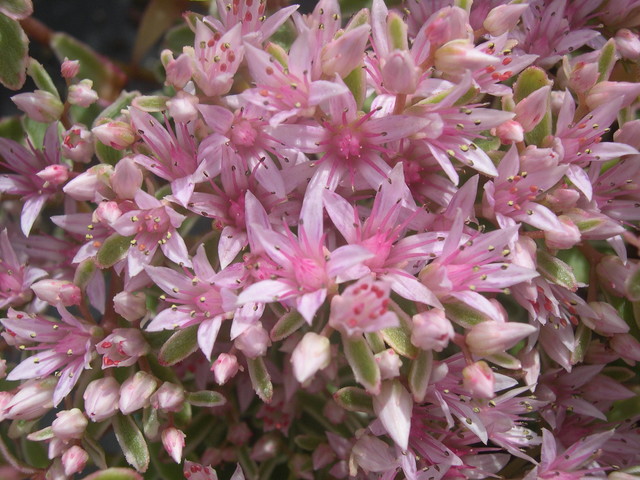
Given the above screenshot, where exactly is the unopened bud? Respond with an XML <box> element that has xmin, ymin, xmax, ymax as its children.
<box><xmin>615</xmin><ymin>29</ymin><xmax>640</xmax><ymax>60</ymax></box>
<box><xmin>610</xmin><ymin>333</ymin><xmax>640</xmax><ymax>362</ymax></box>
<box><xmin>227</xmin><ymin>422</ymin><xmax>252</xmax><ymax>445</ymax></box>
<box><xmin>12</xmin><ymin>90</ymin><xmax>63</xmax><ymax>123</ymax></box>
<box><xmin>31</xmin><ymin>279</ymin><xmax>81</xmax><ymax>306</ymax></box>
<box><xmin>381</xmin><ymin>50</ymin><xmax>418</xmax><ymax>94</ymax></box>
<box><xmin>61</xmin><ymin>446</ymin><xmax>88</xmax><ymax>476</ymax></box>
<box><xmin>113</xmin><ymin>291</ymin><xmax>147</xmax><ymax>322</ymax></box>
<box><xmin>63</xmin><ymin>164</ymin><xmax>113</xmax><ymax>201</ymax></box>
<box><xmin>515</xmin><ymin>85</ymin><xmax>551</xmax><ymax>132</ymax></box>
<box><xmin>84</xmin><ymin>377</ymin><xmax>120</xmax><ymax>422</ymax></box>
<box><xmin>462</xmin><ymin>361</ymin><xmax>495</xmax><ymax>398</ymax></box>
<box><xmin>92</xmin><ymin>121</ymin><xmax>135</xmax><ymax>150</ymax></box>
<box><xmin>61</xmin><ymin>58</ymin><xmax>80</xmax><ymax>79</ymax></box>
<box><xmin>94</xmin><ymin>201</ymin><xmax>122</xmax><ymax>225</ymax></box>
<box><xmin>68</xmin><ymin>79</ymin><xmax>98</xmax><ymax>107</ymax></box>
<box><xmin>466</xmin><ymin>321</ymin><xmax>537</xmax><ymax>356</ymax></box>
<box><xmin>544</xmin><ymin>215</ymin><xmax>581</xmax><ymax>250</ymax></box>
<box><xmin>36</xmin><ymin>164</ymin><xmax>69</xmax><ymax>187</ymax></box>
<box><xmin>494</xmin><ymin>120</ymin><xmax>524</xmax><ymax>144</ymax></box>
<box><xmin>3</xmin><ymin>378</ymin><xmax>55</xmax><ymax>420</ymax></box>
<box><xmin>119</xmin><ymin>371</ymin><xmax>157</xmax><ymax>414</ymax></box>
<box><xmin>587</xmin><ymin>302</ymin><xmax>630</xmax><ymax>335</ymax></box>
<box><xmin>235</xmin><ymin>324</ymin><xmax>270</xmax><ymax>359</ymax></box>
<box><xmin>434</xmin><ymin>39</ymin><xmax>499</xmax><ymax>76</ymax></box>
<box><xmin>111</xmin><ymin>156</ymin><xmax>143</xmax><ymax>199</ymax></box>
<box><xmin>212</xmin><ymin>353</ymin><xmax>240</xmax><ymax>385</ymax></box>
<box><xmin>587</xmin><ymin>81</ymin><xmax>640</xmax><ymax>110</ymax></box>
<box><xmin>483</xmin><ymin>4</ymin><xmax>529</xmax><ymax>36</ymax></box>
<box><xmin>291</xmin><ymin>332</ymin><xmax>330</xmax><ymax>385</ymax></box>
<box><xmin>150</xmin><ymin>382</ymin><xmax>185</xmax><ymax>412</ymax></box>
<box><xmin>411</xmin><ymin>308</ymin><xmax>454</xmax><ymax>352</ymax></box>
<box><xmin>52</xmin><ymin>408</ymin><xmax>88</xmax><ymax>442</ymax></box>
<box><xmin>375</xmin><ymin>349</ymin><xmax>402</xmax><ymax>380</ymax></box>
<box><xmin>163</xmin><ymin>51</ymin><xmax>192</xmax><ymax>89</ymax></box>
<box><xmin>162</xmin><ymin>427</ymin><xmax>186</xmax><ymax>463</ymax></box>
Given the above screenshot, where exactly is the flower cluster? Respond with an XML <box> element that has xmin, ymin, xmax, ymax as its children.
<box><xmin>1</xmin><ymin>0</ymin><xmax>640</xmax><ymax>478</ymax></box>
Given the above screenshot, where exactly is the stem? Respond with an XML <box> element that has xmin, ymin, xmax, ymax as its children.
<box><xmin>20</xmin><ymin>17</ymin><xmax>53</xmax><ymax>46</ymax></box>
<box><xmin>393</xmin><ymin>94</ymin><xmax>407</xmax><ymax>115</ymax></box>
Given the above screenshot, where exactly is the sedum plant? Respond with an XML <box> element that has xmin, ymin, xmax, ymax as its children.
<box><xmin>1</xmin><ymin>0</ymin><xmax>640</xmax><ymax>478</ymax></box>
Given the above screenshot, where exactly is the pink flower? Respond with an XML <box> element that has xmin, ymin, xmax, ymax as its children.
<box><xmin>96</xmin><ymin>328</ymin><xmax>149</xmax><ymax>368</ymax></box>
<box><xmin>0</xmin><ymin>229</ymin><xmax>47</xmax><ymax>309</ymax></box>
<box><xmin>462</xmin><ymin>361</ymin><xmax>495</xmax><ymax>398</ymax></box>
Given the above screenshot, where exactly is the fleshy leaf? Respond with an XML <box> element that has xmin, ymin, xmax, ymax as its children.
<box><xmin>0</xmin><ymin>0</ymin><xmax>33</xmax><ymax>20</ymax></box>
<box><xmin>408</xmin><ymin>350</ymin><xmax>433</xmax><ymax>402</ymax></box>
<box><xmin>81</xmin><ymin>468</ymin><xmax>144</xmax><ymax>480</ymax></box>
<box><xmin>0</xmin><ymin>13</ymin><xmax>29</xmax><ymax>90</ymax></box>
<box><xmin>333</xmin><ymin>386</ymin><xmax>374</xmax><ymax>414</ymax></box>
<box><xmin>158</xmin><ymin>325</ymin><xmax>199</xmax><ymax>366</ymax></box>
<box><xmin>74</xmin><ymin>258</ymin><xmax>97</xmax><ymax>289</ymax></box>
<box><xmin>96</xmin><ymin>234</ymin><xmax>134</xmax><ymax>268</ymax></box>
<box><xmin>82</xmin><ymin>436</ymin><xmax>108</xmax><ymax>470</ymax></box>
<box><xmin>112</xmin><ymin>415</ymin><xmax>150</xmax><ymax>473</ymax></box>
<box><xmin>132</xmin><ymin>95</ymin><xmax>169</xmax><ymax>112</ymax></box>
<box><xmin>132</xmin><ymin>0</ymin><xmax>183</xmax><ymax>63</ymax></box>
<box><xmin>27</xmin><ymin>58</ymin><xmax>60</xmax><ymax>99</ymax></box>
<box><xmin>186</xmin><ymin>390</ymin><xmax>227</xmax><ymax>407</ymax></box>
<box><xmin>247</xmin><ymin>357</ymin><xmax>273</xmax><ymax>403</ymax></box>
<box><xmin>597</xmin><ymin>38</ymin><xmax>616</xmax><ymax>83</ymax></box>
<box><xmin>270</xmin><ymin>310</ymin><xmax>306</xmax><ymax>342</ymax></box>
<box><xmin>537</xmin><ymin>250</ymin><xmax>578</xmax><ymax>291</ymax></box>
<box><xmin>343</xmin><ymin>334</ymin><xmax>381</xmax><ymax>394</ymax></box>
<box><xmin>444</xmin><ymin>300</ymin><xmax>491</xmax><ymax>327</ymax></box>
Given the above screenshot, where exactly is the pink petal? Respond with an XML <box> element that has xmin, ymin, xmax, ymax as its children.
<box><xmin>198</xmin><ymin>315</ymin><xmax>223</xmax><ymax>361</ymax></box>
<box><xmin>296</xmin><ymin>288</ymin><xmax>327</xmax><ymax>324</ymax></box>
<box><xmin>21</xmin><ymin>195</ymin><xmax>47</xmax><ymax>236</ymax></box>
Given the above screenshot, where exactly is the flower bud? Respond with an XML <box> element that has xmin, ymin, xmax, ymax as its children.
<box><xmin>31</xmin><ymin>279</ymin><xmax>81</xmax><ymax>306</ymax></box>
<box><xmin>411</xmin><ymin>308</ymin><xmax>454</xmax><ymax>352</ymax></box>
<box><xmin>119</xmin><ymin>371</ymin><xmax>157</xmax><ymax>414</ymax></box>
<box><xmin>515</xmin><ymin>85</ymin><xmax>551</xmax><ymax>132</ymax></box>
<box><xmin>68</xmin><ymin>79</ymin><xmax>98</xmax><ymax>107</ymax></box>
<box><xmin>586</xmin><ymin>302</ymin><xmax>630</xmax><ymax>335</ymax></box>
<box><xmin>212</xmin><ymin>353</ymin><xmax>240</xmax><ymax>385</ymax></box>
<box><xmin>586</xmin><ymin>81</ymin><xmax>640</xmax><ymax>110</ymax></box>
<box><xmin>423</xmin><ymin>7</ymin><xmax>470</xmax><ymax>49</ymax></box>
<box><xmin>61</xmin><ymin>446</ymin><xmax>88</xmax><ymax>476</ymax></box>
<box><xmin>12</xmin><ymin>90</ymin><xmax>64</xmax><ymax>123</ymax></box>
<box><xmin>150</xmin><ymin>382</ymin><xmax>185</xmax><ymax>412</ymax></box>
<box><xmin>36</xmin><ymin>164</ymin><xmax>70</xmax><ymax>187</ymax></box>
<box><xmin>291</xmin><ymin>332</ymin><xmax>330</xmax><ymax>384</ymax></box>
<box><xmin>162</xmin><ymin>427</ymin><xmax>186</xmax><ymax>463</ymax></box>
<box><xmin>544</xmin><ymin>215</ymin><xmax>581</xmax><ymax>250</ymax></box>
<box><xmin>63</xmin><ymin>164</ymin><xmax>113</xmax><ymax>201</ymax></box>
<box><xmin>565</xmin><ymin>208</ymin><xmax>626</xmax><ymax>240</ymax></box>
<box><xmin>162</xmin><ymin>50</ymin><xmax>192</xmax><ymax>89</ymax></box>
<box><xmin>167</xmin><ymin>91</ymin><xmax>200</xmax><ymax>123</ymax></box>
<box><xmin>568</xmin><ymin>61</ymin><xmax>599</xmax><ymax>93</ymax></box>
<box><xmin>494</xmin><ymin>120</ymin><xmax>524</xmax><ymax>144</ymax></box>
<box><xmin>545</xmin><ymin>188</ymin><xmax>580</xmax><ymax>210</ymax></box>
<box><xmin>61</xmin><ymin>58</ymin><xmax>80</xmax><ymax>79</ymax></box>
<box><xmin>52</xmin><ymin>408</ymin><xmax>88</xmax><ymax>442</ymax></box>
<box><xmin>466</xmin><ymin>321</ymin><xmax>537</xmax><ymax>356</ymax></box>
<box><xmin>483</xmin><ymin>4</ymin><xmax>529</xmax><ymax>36</ymax></box>
<box><xmin>97</xmin><ymin>328</ymin><xmax>149</xmax><ymax>368</ymax></box>
<box><xmin>434</xmin><ymin>39</ymin><xmax>499</xmax><ymax>76</ymax></box>
<box><xmin>227</xmin><ymin>422</ymin><xmax>252</xmax><ymax>445</ymax></box>
<box><xmin>235</xmin><ymin>324</ymin><xmax>270</xmax><ymax>359</ymax></box>
<box><xmin>610</xmin><ymin>333</ymin><xmax>640</xmax><ymax>362</ymax></box>
<box><xmin>84</xmin><ymin>377</ymin><xmax>120</xmax><ymax>422</ymax></box>
<box><xmin>462</xmin><ymin>361</ymin><xmax>495</xmax><ymax>398</ymax></box>
<box><xmin>92</xmin><ymin>121</ymin><xmax>136</xmax><ymax>150</ymax></box>
<box><xmin>615</xmin><ymin>28</ymin><xmax>640</xmax><ymax>60</ymax></box>
<box><xmin>94</xmin><ymin>201</ymin><xmax>122</xmax><ymax>225</ymax></box>
<box><xmin>62</xmin><ymin>125</ymin><xmax>93</xmax><ymax>163</ymax></box>
<box><xmin>113</xmin><ymin>291</ymin><xmax>147</xmax><ymax>322</ymax></box>
<box><xmin>375</xmin><ymin>349</ymin><xmax>402</xmax><ymax>380</ymax></box>
<box><xmin>3</xmin><ymin>378</ymin><xmax>55</xmax><ymax>420</ymax></box>
<box><xmin>111</xmin><ymin>156</ymin><xmax>143</xmax><ymax>199</ymax></box>
<box><xmin>381</xmin><ymin>50</ymin><xmax>419</xmax><ymax>94</ymax></box>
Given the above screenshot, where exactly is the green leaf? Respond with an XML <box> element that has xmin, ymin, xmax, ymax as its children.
<box><xmin>142</xmin><ymin>406</ymin><xmax>159</xmax><ymax>439</ymax></box>
<box><xmin>50</xmin><ymin>32</ymin><xmax>126</xmax><ymax>100</ymax></box>
<box><xmin>20</xmin><ymin>437</ymin><xmax>48</xmax><ymax>469</ymax></box>
<box><xmin>27</xmin><ymin>58</ymin><xmax>60</xmax><ymax>99</ymax></box>
<box><xmin>597</xmin><ymin>38</ymin><xmax>616</xmax><ymax>82</ymax></box>
<box><xmin>112</xmin><ymin>415</ymin><xmax>150</xmax><ymax>473</ymax></box>
<box><xmin>0</xmin><ymin>0</ymin><xmax>33</xmax><ymax>20</ymax></box>
<box><xmin>571</xmin><ymin>323</ymin><xmax>591</xmax><ymax>364</ymax></box>
<box><xmin>270</xmin><ymin>310</ymin><xmax>305</xmax><ymax>342</ymax></box>
<box><xmin>95</xmin><ymin>141</ymin><xmax>125</xmax><ymax>166</ymax></box>
<box><xmin>22</xmin><ymin>116</ymin><xmax>49</xmax><ymax>149</ymax></box>
<box><xmin>513</xmin><ymin>66</ymin><xmax>551</xmax><ymax>102</ymax></box>
<box><xmin>342</xmin><ymin>334</ymin><xmax>381</xmax><ymax>394</ymax></box>
<box><xmin>0</xmin><ymin>115</ymin><xmax>25</xmax><ymax>142</ymax></box>
<box><xmin>294</xmin><ymin>435</ymin><xmax>324</xmax><ymax>451</ymax></box>
<box><xmin>158</xmin><ymin>325</ymin><xmax>199</xmax><ymax>366</ymax></box>
<box><xmin>94</xmin><ymin>90</ymin><xmax>139</xmax><ymax>125</ymax></box>
<box><xmin>132</xmin><ymin>95</ymin><xmax>169</xmax><ymax>112</ymax></box>
<box><xmin>387</xmin><ymin>12</ymin><xmax>408</xmax><ymax>50</ymax></box>
<box><xmin>164</xmin><ymin>24</ymin><xmax>195</xmax><ymax>55</ymax></box>
<box><xmin>82</xmin><ymin>435</ymin><xmax>108</xmax><ymax>470</ymax></box>
<box><xmin>74</xmin><ymin>258</ymin><xmax>98</xmax><ymax>289</ymax></box>
<box><xmin>408</xmin><ymin>350</ymin><xmax>432</xmax><ymax>402</ymax></box>
<box><xmin>537</xmin><ymin>250</ymin><xmax>578</xmax><ymax>291</ymax></box>
<box><xmin>626</xmin><ymin>269</ymin><xmax>640</xmax><ymax>302</ymax></box>
<box><xmin>81</xmin><ymin>468</ymin><xmax>143</xmax><ymax>480</ymax></box>
<box><xmin>380</xmin><ymin>325</ymin><xmax>418</xmax><ymax>359</ymax></box>
<box><xmin>25</xmin><ymin>426</ymin><xmax>53</xmax><ymax>441</ymax></box>
<box><xmin>0</xmin><ymin>13</ymin><xmax>28</xmax><ymax>90</ymax></box>
<box><xmin>132</xmin><ymin>0</ymin><xmax>182</xmax><ymax>63</ymax></box>
<box><xmin>556</xmin><ymin>247</ymin><xmax>590</xmax><ymax>284</ymax></box>
<box><xmin>96</xmin><ymin>234</ymin><xmax>133</xmax><ymax>269</ymax></box>
<box><xmin>345</xmin><ymin>8</ymin><xmax>369</xmax><ymax>30</ymax></box>
<box><xmin>344</xmin><ymin>66</ymin><xmax>366</xmax><ymax>111</ymax></box>
<box><xmin>333</xmin><ymin>386</ymin><xmax>374</xmax><ymax>414</ymax></box>
<box><xmin>486</xmin><ymin>352</ymin><xmax>522</xmax><ymax>369</ymax></box>
<box><xmin>247</xmin><ymin>356</ymin><xmax>273</xmax><ymax>403</ymax></box>
<box><xmin>186</xmin><ymin>390</ymin><xmax>226</xmax><ymax>407</ymax></box>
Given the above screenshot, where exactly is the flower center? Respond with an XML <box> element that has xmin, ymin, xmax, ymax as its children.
<box><xmin>231</xmin><ymin>120</ymin><xmax>258</xmax><ymax>147</ymax></box>
<box><xmin>294</xmin><ymin>258</ymin><xmax>326</xmax><ymax>291</ymax></box>
<box><xmin>333</xmin><ymin>127</ymin><xmax>363</xmax><ymax>161</ymax></box>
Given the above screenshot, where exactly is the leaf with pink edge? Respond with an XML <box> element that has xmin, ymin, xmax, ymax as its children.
<box><xmin>96</xmin><ymin>234</ymin><xmax>134</xmax><ymax>268</ymax></box>
<box><xmin>81</xmin><ymin>468</ymin><xmax>143</xmax><ymax>480</ymax></box>
<box><xmin>26</xmin><ymin>58</ymin><xmax>60</xmax><ymax>99</ymax></box>
<box><xmin>247</xmin><ymin>356</ymin><xmax>273</xmax><ymax>403</ymax></box>
<box><xmin>537</xmin><ymin>250</ymin><xmax>578</xmax><ymax>291</ymax></box>
<box><xmin>187</xmin><ymin>390</ymin><xmax>226</xmax><ymax>408</ymax></box>
<box><xmin>270</xmin><ymin>310</ymin><xmax>306</xmax><ymax>342</ymax></box>
<box><xmin>333</xmin><ymin>386</ymin><xmax>374</xmax><ymax>414</ymax></box>
<box><xmin>408</xmin><ymin>350</ymin><xmax>433</xmax><ymax>402</ymax></box>
<box><xmin>0</xmin><ymin>0</ymin><xmax>32</xmax><ymax>20</ymax></box>
<box><xmin>0</xmin><ymin>13</ymin><xmax>28</xmax><ymax>90</ymax></box>
<box><xmin>112</xmin><ymin>415</ymin><xmax>149</xmax><ymax>473</ymax></box>
<box><xmin>342</xmin><ymin>334</ymin><xmax>381</xmax><ymax>394</ymax></box>
<box><xmin>158</xmin><ymin>325</ymin><xmax>199</xmax><ymax>366</ymax></box>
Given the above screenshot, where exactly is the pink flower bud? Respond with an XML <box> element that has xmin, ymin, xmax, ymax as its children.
<box><xmin>610</xmin><ymin>333</ymin><xmax>640</xmax><ymax>362</ymax></box>
<box><xmin>36</xmin><ymin>164</ymin><xmax>70</xmax><ymax>186</ymax></box>
<box><xmin>62</xmin><ymin>125</ymin><xmax>93</xmax><ymax>163</ymax></box>
<box><xmin>167</xmin><ymin>91</ymin><xmax>200</xmax><ymax>123</ymax></box>
<box><xmin>94</xmin><ymin>201</ymin><xmax>122</xmax><ymax>226</ymax></box>
<box><xmin>568</xmin><ymin>61</ymin><xmax>599</xmax><ymax>93</ymax></box>
<box><xmin>466</xmin><ymin>321</ymin><xmax>537</xmax><ymax>356</ymax></box>
<box><xmin>52</xmin><ymin>408</ymin><xmax>88</xmax><ymax>442</ymax></box>
<box><xmin>92</xmin><ymin>121</ymin><xmax>136</xmax><ymax>150</ymax></box>
<box><xmin>544</xmin><ymin>215</ymin><xmax>581</xmax><ymax>250</ymax></box>
<box><xmin>615</xmin><ymin>28</ymin><xmax>640</xmax><ymax>60</ymax></box>
<box><xmin>84</xmin><ymin>377</ymin><xmax>120</xmax><ymax>422</ymax></box>
<box><xmin>162</xmin><ymin>51</ymin><xmax>192</xmax><ymax>89</ymax></box>
<box><xmin>119</xmin><ymin>371</ymin><xmax>157</xmax><ymax>414</ymax></box>
<box><xmin>494</xmin><ymin>119</ymin><xmax>524</xmax><ymax>144</ymax></box>
<box><xmin>113</xmin><ymin>291</ymin><xmax>147</xmax><ymax>322</ymax></box>
<box><xmin>424</xmin><ymin>7</ymin><xmax>471</xmax><ymax>49</ymax></box>
<box><xmin>0</xmin><ymin>392</ymin><xmax>11</xmax><ymax>421</ymax></box>
<box><xmin>68</xmin><ymin>79</ymin><xmax>99</xmax><ymax>107</ymax></box>
<box><xmin>544</xmin><ymin>187</ymin><xmax>580</xmax><ymax>210</ymax></box>
<box><xmin>3</xmin><ymin>378</ymin><xmax>55</xmax><ymax>420</ymax></box>
<box><xmin>381</xmin><ymin>50</ymin><xmax>419</xmax><ymax>94</ymax></box>
<box><xmin>322</xmin><ymin>400</ymin><xmax>345</xmax><ymax>424</ymax></box>
<box><xmin>212</xmin><ymin>353</ymin><xmax>240</xmax><ymax>385</ymax></box>
<box><xmin>586</xmin><ymin>81</ymin><xmax>640</xmax><ymax>110</ymax></box>
<box><xmin>434</xmin><ymin>39</ymin><xmax>499</xmax><ymax>76</ymax></box>
<box><xmin>235</xmin><ymin>324</ymin><xmax>270</xmax><ymax>359</ymax></box>
<box><xmin>375</xmin><ymin>349</ymin><xmax>402</xmax><ymax>380</ymax></box>
<box><xmin>565</xmin><ymin>208</ymin><xmax>626</xmax><ymax>240</ymax></box>
<box><xmin>291</xmin><ymin>332</ymin><xmax>330</xmax><ymax>384</ymax></box>
<box><xmin>12</xmin><ymin>90</ymin><xmax>64</xmax><ymax>123</ymax></box>
<box><xmin>483</xmin><ymin>4</ymin><xmax>529</xmax><ymax>36</ymax></box>
<box><xmin>162</xmin><ymin>427</ymin><xmax>186</xmax><ymax>463</ymax></box>
<box><xmin>596</xmin><ymin>255</ymin><xmax>632</xmax><ymax>298</ymax></box>
<box><xmin>411</xmin><ymin>308</ymin><xmax>454</xmax><ymax>352</ymax></box>
<box><xmin>150</xmin><ymin>382</ymin><xmax>185</xmax><ymax>412</ymax></box>
<box><xmin>586</xmin><ymin>302</ymin><xmax>630</xmax><ymax>335</ymax></box>
<box><xmin>31</xmin><ymin>279</ymin><xmax>81</xmax><ymax>306</ymax></box>
<box><xmin>97</xmin><ymin>328</ymin><xmax>150</xmax><ymax>368</ymax></box>
<box><xmin>515</xmin><ymin>85</ymin><xmax>551</xmax><ymax>132</ymax></box>
<box><xmin>61</xmin><ymin>446</ymin><xmax>88</xmax><ymax>476</ymax></box>
<box><xmin>462</xmin><ymin>361</ymin><xmax>495</xmax><ymax>398</ymax></box>
<box><xmin>61</xmin><ymin>58</ymin><xmax>80</xmax><ymax>79</ymax></box>
<box><xmin>614</xmin><ymin>119</ymin><xmax>640</xmax><ymax>149</ymax></box>
<box><xmin>111</xmin><ymin>156</ymin><xmax>143</xmax><ymax>199</ymax></box>
<box><xmin>63</xmin><ymin>164</ymin><xmax>113</xmax><ymax>201</ymax></box>
<box><xmin>227</xmin><ymin>422</ymin><xmax>252</xmax><ymax>445</ymax></box>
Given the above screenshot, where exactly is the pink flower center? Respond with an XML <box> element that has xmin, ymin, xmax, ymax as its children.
<box><xmin>334</xmin><ymin>128</ymin><xmax>363</xmax><ymax>161</ymax></box>
<box><xmin>231</xmin><ymin>120</ymin><xmax>258</xmax><ymax>147</ymax></box>
<box><xmin>294</xmin><ymin>258</ymin><xmax>326</xmax><ymax>291</ymax></box>
<box><xmin>141</xmin><ymin>207</ymin><xmax>171</xmax><ymax>233</ymax></box>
